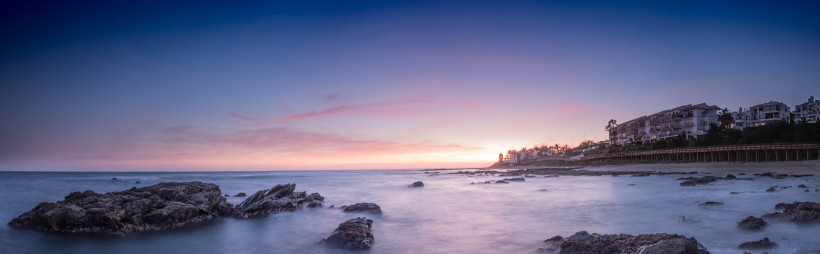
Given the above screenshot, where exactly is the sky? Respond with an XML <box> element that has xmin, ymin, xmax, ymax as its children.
<box><xmin>1</xmin><ymin>0</ymin><xmax>819</xmax><ymax>171</ymax></box>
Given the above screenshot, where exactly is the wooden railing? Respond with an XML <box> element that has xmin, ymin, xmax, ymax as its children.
<box><xmin>583</xmin><ymin>143</ymin><xmax>820</xmax><ymax>161</ymax></box>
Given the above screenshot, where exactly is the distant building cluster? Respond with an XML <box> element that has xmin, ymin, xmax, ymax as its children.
<box><xmin>608</xmin><ymin>96</ymin><xmax>819</xmax><ymax>146</ymax></box>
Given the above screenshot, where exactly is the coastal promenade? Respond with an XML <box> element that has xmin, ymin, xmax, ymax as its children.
<box><xmin>582</xmin><ymin>143</ymin><xmax>820</xmax><ymax>164</ymax></box>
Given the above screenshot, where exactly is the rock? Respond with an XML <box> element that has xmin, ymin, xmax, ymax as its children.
<box><xmin>538</xmin><ymin>189</ymin><xmax>549</xmax><ymax>192</ymax></box>
<box><xmin>539</xmin><ymin>235</ymin><xmax>563</xmax><ymax>252</ymax></box>
<box><xmin>503</xmin><ymin>177</ymin><xmax>525</xmax><ymax>182</ymax></box>
<box><xmin>737</xmin><ymin>216</ymin><xmax>767</xmax><ymax>231</ymax></box>
<box><xmin>738</xmin><ymin>173</ymin><xmax>746</xmax><ymax>175</ymax></box>
<box><xmin>798</xmin><ymin>184</ymin><xmax>808</xmax><ymax>188</ymax></box>
<box><xmin>409</xmin><ymin>181</ymin><xmax>424</xmax><ymax>188</ymax></box>
<box><xmin>729</xmin><ymin>192</ymin><xmax>740</xmax><ymax>195</ymax></box>
<box><xmin>675</xmin><ymin>216</ymin><xmax>701</xmax><ymax>224</ymax></box>
<box><xmin>224</xmin><ymin>194</ymin><xmax>230</xmax><ymax>197</ymax></box>
<box><xmin>232</xmin><ymin>184</ymin><xmax>324</xmax><ymax>218</ymax></box>
<box><xmin>766</xmin><ymin>187</ymin><xmax>775</xmax><ymax>192</ymax></box>
<box><xmin>234</xmin><ymin>192</ymin><xmax>246</xmax><ymax>197</ymax></box>
<box><xmin>8</xmin><ymin>182</ymin><xmax>233</xmax><ymax>235</ymax></box>
<box><xmin>495</xmin><ymin>180</ymin><xmax>509</xmax><ymax>184</ymax></box>
<box><xmin>738</xmin><ymin>237</ymin><xmax>777</xmax><ymax>249</ymax></box>
<box><xmin>771</xmin><ymin>202</ymin><xmax>820</xmax><ymax>224</ymax></box>
<box><xmin>725</xmin><ymin>174</ymin><xmax>737</xmax><ymax>179</ymax></box>
<box><xmin>111</xmin><ymin>177</ymin><xmax>118</xmax><ymax>181</ymax></box>
<box><xmin>637</xmin><ymin>237</ymin><xmax>708</xmax><ymax>254</ymax></box>
<box><xmin>135</xmin><ymin>181</ymin><xmax>141</xmax><ymax>184</ymax></box>
<box><xmin>557</xmin><ymin>231</ymin><xmax>710</xmax><ymax>254</ymax></box>
<box><xmin>322</xmin><ymin>217</ymin><xmax>374</xmax><ymax>250</ymax></box>
<box><xmin>698</xmin><ymin>201</ymin><xmax>724</xmax><ymax>207</ymax></box>
<box><xmin>678</xmin><ymin>176</ymin><xmax>721</xmax><ymax>186</ymax></box>
<box><xmin>306</xmin><ymin>201</ymin><xmax>323</xmax><ymax>208</ymax></box>
<box><xmin>341</xmin><ymin>203</ymin><xmax>382</xmax><ymax>213</ymax></box>
<box><xmin>628</xmin><ymin>184</ymin><xmax>636</xmax><ymax>186</ymax></box>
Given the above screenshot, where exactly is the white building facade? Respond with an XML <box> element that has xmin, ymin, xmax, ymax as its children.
<box><xmin>794</xmin><ymin>96</ymin><xmax>818</xmax><ymax>124</ymax></box>
<box><xmin>732</xmin><ymin>101</ymin><xmax>790</xmax><ymax>130</ymax></box>
<box><xmin>608</xmin><ymin>103</ymin><xmax>720</xmax><ymax>146</ymax></box>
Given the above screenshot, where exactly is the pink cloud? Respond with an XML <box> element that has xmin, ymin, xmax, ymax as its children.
<box><xmin>555</xmin><ymin>101</ymin><xmax>592</xmax><ymax>115</ymax></box>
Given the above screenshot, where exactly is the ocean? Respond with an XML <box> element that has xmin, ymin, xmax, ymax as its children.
<box><xmin>1</xmin><ymin>169</ymin><xmax>818</xmax><ymax>254</ymax></box>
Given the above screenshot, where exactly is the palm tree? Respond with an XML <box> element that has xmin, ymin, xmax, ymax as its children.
<box><xmin>605</xmin><ymin>119</ymin><xmax>618</xmax><ymax>131</ymax></box>
<box><xmin>717</xmin><ymin>108</ymin><xmax>734</xmax><ymax>130</ymax></box>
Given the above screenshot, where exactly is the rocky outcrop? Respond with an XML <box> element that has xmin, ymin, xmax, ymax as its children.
<box><xmin>341</xmin><ymin>203</ymin><xmax>382</xmax><ymax>213</ymax></box>
<box><xmin>232</xmin><ymin>183</ymin><xmax>324</xmax><ymax>218</ymax></box>
<box><xmin>322</xmin><ymin>217</ymin><xmax>374</xmax><ymax>250</ymax></box>
<box><xmin>234</xmin><ymin>192</ymin><xmax>246</xmax><ymax>197</ymax></box>
<box><xmin>764</xmin><ymin>202</ymin><xmax>820</xmax><ymax>224</ymax></box>
<box><xmin>738</xmin><ymin>237</ymin><xmax>777</xmax><ymax>249</ymax></box>
<box><xmin>737</xmin><ymin>216</ymin><xmax>767</xmax><ymax>231</ymax></box>
<box><xmin>8</xmin><ymin>182</ymin><xmax>233</xmax><ymax>235</ymax></box>
<box><xmin>550</xmin><ymin>231</ymin><xmax>710</xmax><ymax>254</ymax></box>
<box><xmin>409</xmin><ymin>181</ymin><xmax>424</xmax><ymax>188</ymax></box>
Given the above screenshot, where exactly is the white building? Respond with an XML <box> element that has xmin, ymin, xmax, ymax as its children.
<box><xmin>794</xmin><ymin>96</ymin><xmax>818</xmax><ymax>124</ymax></box>
<box><xmin>608</xmin><ymin>103</ymin><xmax>720</xmax><ymax>146</ymax></box>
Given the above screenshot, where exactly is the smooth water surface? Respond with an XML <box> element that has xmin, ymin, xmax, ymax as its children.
<box><xmin>1</xmin><ymin>169</ymin><xmax>819</xmax><ymax>254</ymax></box>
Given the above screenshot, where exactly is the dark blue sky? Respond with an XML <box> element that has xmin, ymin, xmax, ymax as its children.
<box><xmin>1</xmin><ymin>0</ymin><xmax>819</xmax><ymax>170</ymax></box>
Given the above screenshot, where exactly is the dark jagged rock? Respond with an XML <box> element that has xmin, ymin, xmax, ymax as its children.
<box><xmin>306</xmin><ymin>201</ymin><xmax>323</xmax><ymax>208</ymax></box>
<box><xmin>737</xmin><ymin>216</ymin><xmax>767</xmax><ymax>231</ymax></box>
<box><xmin>224</xmin><ymin>194</ymin><xmax>230</xmax><ymax>197</ymax></box>
<box><xmin>771</xmin><ymin>202</ymin><xmax>820</xmax><ymax>224</ymax></box>
<box><xmin>234</xmin><ymin>192</ymin><xmax>246</xmax><ymax>197</ymax></box>
<box><xmin>503</xmin><ymin>177</ymin><xmax>525</xmax><ymax>182</ymax></box>
<box><xmin>555</xmin><ymin>231</ymin><xmax>710</xmax><ymax>254</ymax></box>
<box><xmin>798</xmin><ymin>184</ymin><xmax>808</xmax><ymax>188</ymax></box>
<box><xmin>698</xmin><ymin>201</ymin><xmax>724</xmax><ymax>207</ymax></box>
<box><xmin>232</xmin><ymin>183</ymin><xmax>324</xmax><ymax>218</ymax></box>
<box><xmin>409</xmin><ymin>181</ymin><xmax>424</xmax><ymax>188</ymax></box>
<box><xmin>766</xmin><ymin>187</ymin><xmax>776</xmax><ymax>192</ymax></box>
<box><xmin>322</xmin><ymin>217</ymin><xmax>374</xmax><ymax>250</ymax></box>
<box><xmin>738</xmin><ymin>237</ymin><xmax>777</xmax><ymax>249</ymax></box>
<box><xmin>678</xmin><ymin>176</ymin><xmax>721</xmax><ymax>186</ymax></box>
<box><xmin>729</xmin><ymin>192</ymin><xmax>740</xmax><ymax>195</ymax></box>
<box><xmin>725</xmin><ymin>174</ymin><xmax>737</xmax><ymax>179</ymax></box>
<box><xmin>495</xmin><ymin>180</ymin><xmax>509</xmax><ymax>184</ymax></box>
<box><xmin>135</xmin><ymin>181</ymin><xmax>141</xmax><ymax>184</ymax></box>
<box><xmin>538</xmin><ymin>235</ymin><xmax>564</xmax><ymax>252</ymax></box>
<box><xmin>111</xmin><ymin>177</ymin><xmax>118</xmax><ymax>181</ymax></box>
<box><xmin>8</xmin><ymin>182</ymin><xmax>232</xmax><ymax>235</ymax></box>
<box><xmin>341</xmin><ymin>203</ymin><xmax>382</xmax><ymax>213</ymax></box>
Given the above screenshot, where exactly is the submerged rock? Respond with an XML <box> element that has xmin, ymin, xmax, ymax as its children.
<box><xmin>798</xmin><ymin>184</ymin><xmax>808</xmax><ymax>189</ymax></box>
<box><xmin>232</xmin><ymin>183</ymin><xmax>324</xmax><ymax>218</ymax></box>
<box><xmin>738</xmin><ymin>237</ymin><xmax>777</xmax><ymax>249</ymax></box>
<box><xmin>503</xmin><ymin>177</ymin><xmax>526</xmax><ymax>182</ymax></box>
<box><xmin>495</xmin><ymin>180</ymin><xmax>510</xmax><ymax>184</ymax></box>
<box><xmin>766</xmin><ymin>187</ymin><xmax>776</xmax><ymax>192</ymax></box>
<box><xmin>409</xmin><ymin>181</ymin><xmax>424</xmax><ymax>188</ymax></box>
<box><xmin>678</xmin><ymin>176</ymin><xmax>721</xmax><ymax>186</ymax></box>
<box><xmin>322</xmin><ymin>217</ymin><xmax>374</xmax><ymax>250</ymax></box>
<box><xmin>698</xmin><ymin>201</ymin><xmax>724</xmax><ymax>207</ymax></box>
<box><xmin>737</xmin><ymin>216</ymin><xmax>767</xmax><ymax>231</ymax></box>
<box><xmin>234</xmin><ymin>192</ymin><xmax>246</xmax><ymax>197</ymax></box>
<box><xmin>341</xmin><ymin>203</ymin><xmax>382</xmax><ymax>213</ymax></box>
<box><xmin>8</xmin><ymin>182</ymin><xmax>233</xmax><ymax>235</ymax></box>
<box><xmin>555</xmin><ymin>231</ymin><xmax>710</xmax><ymax>254</ymax></box>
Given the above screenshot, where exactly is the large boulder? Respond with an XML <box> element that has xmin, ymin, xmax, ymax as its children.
<box><xmin>341</xmin><ymin>203</ymin><xmax>382</xmax><ymax>213</ymax></box>
<box><xmin>8</xmin><ymin>182</ymin><xmax>232</xmax><ymax>235</ymax></box>
<box><xmin>772</xmin><ymin>202</ymin><xmax>820</xmax><ymax>224</ymax></box>
<box><xmin>233</xmin><ymin>183</ymin><xmax>324</xmax><ymax>218</ymax></box>
<box><xmin>409</xmin><ymin>181</ymin><xmax>424</xmax><ymax>188</ymax></box>
<box><xmin>322</xmin><ymin>217</ymin><xmax>374</xmax><ymax>250</ymax></box>
<box><xmin>737</xmin><ymin>216</ymin><xmax>767</xmax><ymax>231</ymax></box>
<box><xmin>556</xmin><ymin>231</ymin><xmax>710</xmax><ymax>254</ymax></box>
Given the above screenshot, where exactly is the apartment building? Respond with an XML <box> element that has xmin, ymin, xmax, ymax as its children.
<box><xmin>608</xmin><ymin>103</ymin><xmax>720</xmax><ymax>146</ymax></box>
<box><xmin>794</xmin><ymin>96</ymin><xmax>818</xmax><ymax>124</ymax></box>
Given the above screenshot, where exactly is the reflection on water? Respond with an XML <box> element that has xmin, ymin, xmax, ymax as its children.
<box><xmin>1</xmin><ymin>170</ymin><xmax>818</xmax><ymax>254</ymax></box>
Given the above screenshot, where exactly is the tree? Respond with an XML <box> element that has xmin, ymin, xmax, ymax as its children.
<box><xmin>498</xmin><ymin>153</ymin><xmax>503</xmax><ymax>163</ymax></box>
<box><xmin>605</xmin><ymin>119</ymin><xmax>618</xmax><ymax>131</ymax></box>
<box><xmin>717</xmin><ymin>108</ymin><xmax>734</xmax><ymax>130</ymax></box>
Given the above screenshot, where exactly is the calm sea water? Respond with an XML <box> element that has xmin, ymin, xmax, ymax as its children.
<box><xmin>1</xmin><ymin>169</ymin><xmax>819</xmax><ymax>254</ymax></box>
